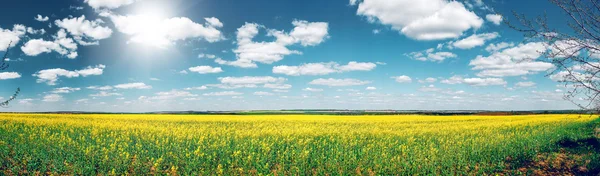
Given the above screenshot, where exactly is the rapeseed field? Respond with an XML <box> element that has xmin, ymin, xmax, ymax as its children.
<box><xmin>0</xmin><ymin>114</ymin><xmax>597</xmax><ymax>175</ymax></box>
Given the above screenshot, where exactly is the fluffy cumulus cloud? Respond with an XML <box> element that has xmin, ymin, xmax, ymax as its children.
<box><xmin>43</xmin><ymin>94</ymin><xmax>63</xmax><ymax>102</ymax></box>
<box><xmin>264</xmin><ymin>83</ymin><xmax>292</xmax><ymax>89</ymax></box>
<box><xmin>35</xmin><ymin>14</ymin><xmax>49</xmax><ymax>22</ymax></box>
<box><xmin>114</xmin><ymin>82</ymin><xmax>152</xmax><ymax>89</ymax></box>
<box><xmin>219</xmin><ymin>76</ymin><xmax>285</xmax><ymax>85</ymax></box>
<box><xmin>90</xmin><ymin>91</ymin><xmax>122</xmax><ymax>97</ymax></box>
<box><xmin>203</xmin><ymin>91</ymin><xmax>243</xmax><ymax>96</ymax></box>
<box><xmin>32</xmin><ymin>64</ymin><xmax>105</xmax><ymax>85</ymax></box>
<box><xmin>303</xmin><ymin>87</ymin><xmax>324</xmax><ymax>92</ymax></box>
<box><xmin>441</xmin><ymin>75</ymin><xmax>507</xmax><ymax>86</ymax></box>
<box><xmin>188</xmin><ymin>66</ymin><xmax>223</xmax><ymax>74</ymax></box>
<box><xmin>143</xmin><ymin>90</ymin><xmax>198</xmax><ymax>100</ymax></box>
<box><xmin>309</xmin><ymin>78</ymin><xmax>370</xmax><ymax>86</ymax></box>
<box><xmin>0</xmin><ymin>24</ymin><xmax>27</xmax><ymax>51</ymax></box>
<box><xmin>0</xmin><ymin>72</ymin><xmax>21</xmax><ymax>80</ymax></box>
<box><xmin>107</xmin><ymin>14</ymin><xmax>224</xmax><ymax>48</ymax></box>
<box><xmin>273</xmin><ymin>61</ymin><xmax>376</xmax><ymax>76</ymax></box>
<box><xmin>51</xmin><ymin>87</ymin><xmax>81</xmax><ymax>94</ymax></box>
<box><xmin>485</xmin><ymin>42</ymin><xmax>514</xmax><ymax>53</ymax></box>
<box><xmin>392</xmin><ymin>75</ymin><xmax>412</xmax><ymax>83</ymax></box>
<box><xmin>486</xmin><ymin>14</ymin><xmax>503</xmax><ymax>25</ymax></box>
<box><xmin>450</xmin><ymin>32</ymin><xmax>499</xmax><ymax>49</ymax></box>
<box><xmin>462</xmin><ymin>78</ymin><xmax>506</xmax><ymax>86</ymax></box>
<box><xmin>55</xmin><ymin>15</ymin><xmax>113</xmax><ymax>45</ymax></box>
<box><xmin>85</xmin><ymin>0</ymin><xmax>137</xmax><ymax>9</ymax></box>
<box><xmin>469</xmin><ymin>42</ymin><xmax>554</xmax><ymax>77</ymax></box>
<box><xmin>354</xmin><ymin>0</ymin><xmax>483</xmax><ymax>40</ymax></box>
<box><xmin>184</xmin><ymin>86</ymin><xmax>208</xmax><ymax>90</ymax></box>
<box><xmin>21</xmin><ymin>29</ymin><xmax>79</xmax><ymax>59</ymax></box>
<box><xmin>418</xmin><ymin>85</ymin><xmax>441</xmax><ymax>92</ymax></box>
<box><xmin>87</xmin><ymin>85</ymin><xmax>113</xmax><ymax>90</ymax></box>
<box><xmin>418</xmin><ymin>77</ymin><xmax>437</xmax><ymax>83</ymax></box>
<box><xmin>217</xmin><ymin>21</ymin><xmax>329</xmax><ymax>68</ymax></box>
<box><xmin>253</xmin><ymin>91</ymin><xmax>274</xmax><ymax>96</ymax></box>
<box><xmin>515</xmin><ymin>81</ymin><xmax>536</xmax><ymax>87</ymax></box>
<box><xmin>407</xmin><ymin>48</ymin><xmax>457</xmax><ymax>62</ymax></box>
<box><xmin>201</xmin><ymin>76</ymin><xmax>288</xmax><ymax>90</ymax></box>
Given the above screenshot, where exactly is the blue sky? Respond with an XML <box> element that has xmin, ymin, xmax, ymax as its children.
<box><xmin>0</xmin><ymin>0</ymin><xmax>582</xmax><ymax>112</ymax></box>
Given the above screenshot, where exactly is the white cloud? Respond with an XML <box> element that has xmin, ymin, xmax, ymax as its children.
<box><xmin>202</xmin><ymin>76</ymin><xmax>289</xmax><ymax>90</ymax></box>
<box><xmin>114</xmin><ymin>82</ymin><xmax>152</xmax><ymax>89</ymax></box>
<box><xmin>486</xmin><ymin>14</ymin><xmax>503</xmax><ymax>25</ymax></box>
<box><xmin>549</xmin><ymin>71</ymin><xmax>593</xmax><ymax>82</ymax></box>
<box><xmin>108</xmin><ymin>14</ymin><xmax>223</xmax><ymax>48</ymax></box>
<box><xmin>75</xmin><ymin>99</ymin><xmax>89</xmax><ymax>104</ymax></box>
<box><xmin>198</xmin><ymin>53</ymin><xmax>216</xmax><ymax>59</ymax></box>
<box><xmin>309</xmin><ymin>78</ymin><xmax>370</xmax><ymax>86</ymax></box>
<box><xmin>78</xmin><ymin>64</ymin><xmax>106</xmax><ymax>76</ymax></box>
<box><xmin>188</xmin><ymin>66</ymin><xmax>223</xmax><ymax>74</ymax></box>
<box><xmin>470</xmin><ymin>42</ymin><xmax>554</xmax><ymax>77</ymax></box>
<box><xmin>203</xmin><ymin>91</ymin><xmax>243</xmax><ymax>96</ymax></box>
<box><xmin>418</xmin><ymin>77</ymin><xmax>437</xmax><ymax>83</ymax></box>
<box><xmin>440</xmin><ymin>75</ymin><xmax>464</xmax><ymax>84</ymax></box>
<box><xmin>90</xmin><ymin>91</ymin><xmax>122</xmax><ymax>97</ymax></box>
<box><xmin>418</xmin><ymin>85</ymin><xmax>441</xmax><ymax>92</ymax></box>
<box><xmin>26</xmin><ymin>27</ymin><xmax>46</xmax><ymax>35</ymax></box>
<box><xmin>273</xmin><ymin>61</ymin><xmax>376</xmax><ymax>76</ymax></box>
<box><xmin>87</xmin><ymin>85</ymin><xmax>113</xmax><ymax>90</ymax></box>
<box><xmin>264</xmin><ymin>83</ymin><xmax>292</xmax><ymax>89</ymax></box>
<box><xmin>51</xmin><ymin>87</ymin><xmax>81</xmax><ymax>94</ymax></box>
<box><xmin>462</xmin><ymin>78</ymin><xmax>506</xmax><ymax>86</ymax></box>
<box><xmin>354</xmin><ymin>0</ymin><xmax>483</xmax><ymax>40</ymax></box>
<box><xmin>32</xmin><ymin>64</ymin><xmax>105</xmax><ymax>85</ymax></box>
<box><xmin>21</xmin><ymin>29</ymin><xmax>79</xmax><ymax>59</ymax></box>
<box><xmin>222</xmin><ymin>21</ymin><xmax>329</xmax><ymax>68</ymax></box>
<box><xmin>147</xmin><ymin>90</ymin><xmax>198</xmax><ymax>100</ymax></box>
<box><xmin>55</xmin><ymin>15</ymin><xmax>113</xmax><ymax>45</ymax></box>
<box><xmin>366</xmin><ymin>86</ymin><xmax>377</xmax><ymax>90</ymax></box>
<box><xmin>204</xmin><ymin>84</ymin><xmax>257</xmax><ymax>89</ymax></box>
<box><xmin>43</xmin><ymin>94</ymin><xmax>63</xmax><ymax>102</ymax></box>
<box><xmin>392</xmin><ymin>75</ymin><xmax>412</xmax><ymax>83</ymax></box>
<box><xmin>407</xmin><ymin>48</ymin><xmax>457</xmax><ymax>62</ymax></box>
<box><xmin>441</xmin><ymin>75</ymin><xmax>506</xmax><ymax>86</ymax></box>
<box><xmin>253</xmin><ymin>91</ymin><xmax>274</xmax><ymax>96</ymax></box>
<box><xmin>303</xmin><ymin>87</ymin><xmax>324</xmax><ymax>92</ymax></box>
<box><xmin>215</xmin><ymin>58</ymin><xmax>257</xmax><ymax>68</ymax></box>
<box><xmin>34</xmin><ymin>14</ymin><xmax>49</xmax><ymax>22</ymax></box>
<box><xmin>515</xmin><ymin>81</ymin><xmax>536</xmax><ymax>87</ymax></box>
<box><xmin>19</xmin><ymin>98</ymin><xmax>34</xmax><ymax>105</ymax></box>
<box><xmin>204</xmin><ymin>17</ymin><xmax>223</xmax><ymax>28</ymax></box>
<box><xmin>184</xmin><ymin>86</ymin><xmax>208</xmax><ymax>90</ymax></box>
<box><xmin>85</xmin><ymin>0</ymin><xmax>137</xmax><ymax>9</ymax></box>
<box><xmin>219</xmin><ymin>76</ymin><xmax>285</xmax><ymax>85</ymax></box>
<box><xmin>288</xmin><ymin>20</ymin><xmax>330</xmax><ymax>46</ymax></box>
<box><xmin>450</xmin><ymin>32</ymin><xmax>499</xmax><ymax>49</ymax></box>
<box><xmin>0</xmin><ymin>24</ymin><xmax>27</xmax><ymax>51</ymax></box>
<box><xmin>0</xmin><ymin>72</ymin><xmax>21</xmax><ymax>80</ymax></box>
<box><xmin>485</xmin><ymin>42</ymin><xmax>514</xmax><ymax>53</ymax></box>
<box><xmin>150</xmin><ymin>78</ymin><xmax>160</xmax><ymax>81</ymax></box>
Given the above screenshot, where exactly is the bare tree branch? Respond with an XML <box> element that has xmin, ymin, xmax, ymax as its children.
<box><xmin>0</xmin><ymin>41</ymin><xmax>19</xmax><ymax>107</ymax></box>
<box><xmin>510</xmin><ymin>0</ymin><xmax>600</xmax><ymax>112</ymax></box>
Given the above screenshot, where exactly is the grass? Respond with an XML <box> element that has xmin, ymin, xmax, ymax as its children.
<box><xmin>0</xmin><ymin>113</ymin><xmax>598</xmax><ymax>175</ymax></box>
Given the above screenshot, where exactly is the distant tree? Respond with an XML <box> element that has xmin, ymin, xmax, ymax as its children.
<box><xmin>509</xmin><ymin>0</ymin><xmax>600</xmax><ymax>111</ymax></box>
<box><xmin>0</xmin><ymin>42</ymin><xmax>20</xmax><ymax>107</ymax></box>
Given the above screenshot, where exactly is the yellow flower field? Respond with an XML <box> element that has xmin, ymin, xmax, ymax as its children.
<box><xmin>0</xmin><ymin>113</ymin><xmax>598</xmax><ymax>175</ymax></box>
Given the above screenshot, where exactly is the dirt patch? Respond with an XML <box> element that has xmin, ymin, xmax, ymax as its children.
<box><xmin>505</xmin><ymin>149</ymin><xmax>596</xmax><ymax>175</ymax></box>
